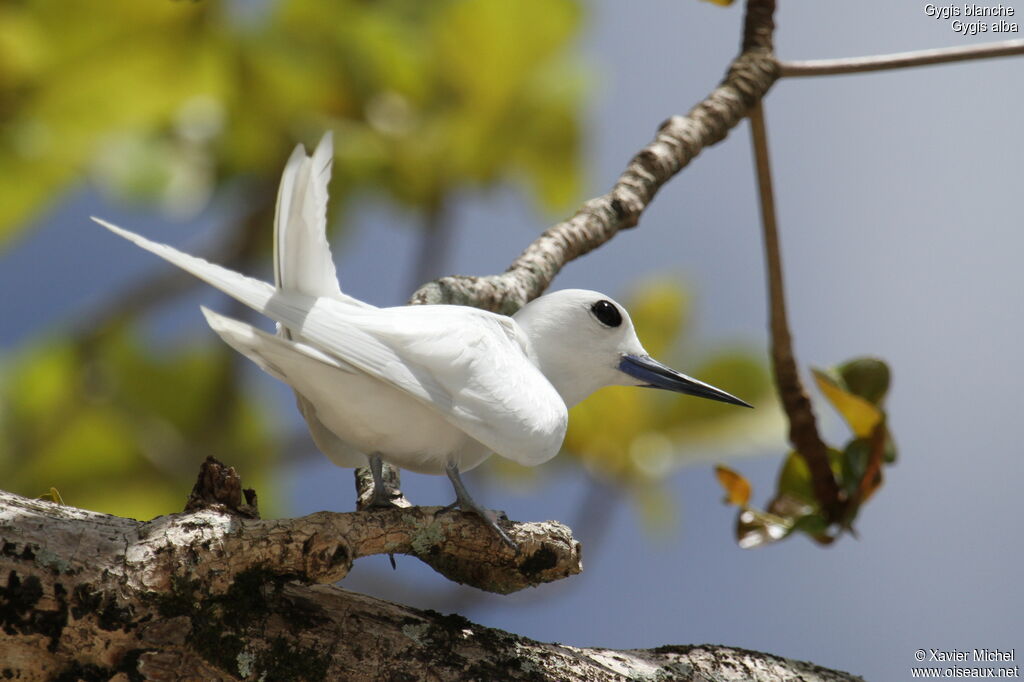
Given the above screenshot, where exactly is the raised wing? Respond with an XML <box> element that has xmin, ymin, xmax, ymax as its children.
<box><xmin>273</xmin><ymin>132</ymin><xmax>341</xmax><ymax>298</ymax></box>
<box><xmin>95</xmin><ymin>219</ymin><xmax>568</xmax><ymax>466</ymax></box>
<box><xmin>272</xmin><ymin>132</ymin><xmax>373</xmax><ymax>310</ymax></box>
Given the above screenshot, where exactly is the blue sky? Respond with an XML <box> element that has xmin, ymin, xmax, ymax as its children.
<box><xmin>2</xmin><ymin>1</ymin><xmax>1021</xmax><ymax>679</ymax></box>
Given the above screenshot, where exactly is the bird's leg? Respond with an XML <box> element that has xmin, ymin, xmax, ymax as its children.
<box><xmin>363</xmin><ymin>454</ymin><xmax>401</xmax><ymax>509</ymax></box>
<box><xmin>442</xmin><ymin>461</ymin><xmax>517</xmax><ymax>551</ymax></box>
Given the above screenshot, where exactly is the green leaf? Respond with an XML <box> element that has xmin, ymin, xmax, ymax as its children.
<box><xmin>836</xmin><ymin>357</ymin><xmax>891</xmax><ymax>405</ymax></box>
<box><xmin>0</xmin><ymin>0</ymin><xmax>227</xmax><ymax>240</ymax></box>
<box><xmin>1</xmin><ymin>327</ymin><xmax>279</xmax><ymax>520</ymax></box>
<box><xmin>3</xmin><ymin>339</ymin><xmax>78</xmax><ymax>426</ymax></box>
<box><xmin>776</xmin><ymin>451</ymin><xmax>816</xmax><ymax>506</ymax></box>
<box><xmin>565</xmin><ymin>385</ymin><xmax>657</xmax><ymax>478</ymax></box>
<box><xmin>841</xmin><ymin>438</ymin><xmax>873</xmax><ymax>497</ymax></box>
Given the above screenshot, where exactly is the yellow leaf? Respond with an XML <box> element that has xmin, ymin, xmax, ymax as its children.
<box><xmin>714</xmin><ymin>465</ymin><xmax>751</xmax><ymax>507</ymax></box>
<box><xmin>812</xmin><ymin>368</ymin><xmax>882</xmax><ymax>437</ymax></box>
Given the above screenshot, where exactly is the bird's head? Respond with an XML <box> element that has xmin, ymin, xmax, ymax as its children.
<box><xmin>513</xmin><ymin>289</ymin><xmax>751</xmax><ymax>409</ymax></box>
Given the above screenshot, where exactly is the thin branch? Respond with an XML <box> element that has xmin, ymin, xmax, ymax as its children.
<box><xmin>410</xmin><ymin>0</ymin><xmax>779</xmax><ymax>314</ymax></box>
<box><xmin>406</xmin><ymin>195</ymin><xmax>453</xmax><ymax>295</ymax></box>
<box><xmin>748</xmin><ymin>102</ymin><xmax>842</xmax><ymax>520</ymax></box>
<box><xmin>778</xmin><ymin>39</ymin><xmax>1024</xmax><ymax>77</ymax></box>
<box><xmin>852</xmin><ymin>419</ymin><xmax>888</xmax><ymax>511</ymax></box>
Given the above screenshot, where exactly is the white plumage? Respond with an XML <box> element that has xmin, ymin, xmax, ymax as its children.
<box><xmin>94</xmin><ymin>132</ymin><xmax>748</xmax><ymax>547</ymax></box>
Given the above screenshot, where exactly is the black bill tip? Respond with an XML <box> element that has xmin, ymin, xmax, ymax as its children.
<box><xmin>619</xmin><ymin>354</ymin><xmax>753</xmax><ymax>408</ymax></box>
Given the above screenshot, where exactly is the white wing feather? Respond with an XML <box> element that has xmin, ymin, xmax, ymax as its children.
<box><xmin>272</xmin><ymin>132</ymin><xmax>373</xmax><ymax>309</ymax></box>
<box><xmin>271</xmin><ymin>133</ymin><xmax>375</xmax><ymax>466</ymax></box>
<box><xmin>273</xmin><ymin>132</ymin><xmax>340</xmax><ymax>299</ymax></box>
<box><xmin>201</xmin><ymin>306</ymin><xmax>367</xmax><ymax>468</ymax></box>
<box><xmin>201</xmin><ymin>305</ymin><xmax>356</xmax><ymax>379</ymax></box>
<box><xmin>95</xmin><ymin>218</ymin><xmax>567</xmax><ymax>465</ymax></box>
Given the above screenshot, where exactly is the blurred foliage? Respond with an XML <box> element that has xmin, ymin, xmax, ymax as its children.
<box><xmin>0</xmin><ymin>327</ymin><xmax>276</xmax><ymax>519</ymax></box>
<box><xmin>492</xmin><ymin>277</ymin><xmax>780</xmax><ymax>532</ymax></box>
<box><xmin>0</xmin><ymin>0</ymin><xmax>586</xmax><ymax>519</ymax></box>
<box><xmin>716</xmin><ymin>357</ymin><xmax>896</xmax><ymax>548</ymax></box>
<box><xmin>0</xmin><ymin>0</ymin><xmax>585</xmax><ymax>241</ymax></box>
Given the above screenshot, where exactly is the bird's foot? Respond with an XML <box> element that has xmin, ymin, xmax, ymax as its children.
<box><xmin>436</xmin><ymin>502</ymin><xmax>517</xmax><ymax>552</ymax></box>
<box><xmin>360</xmin><ymin>487</ymin><xmax>406</xmax><ymax>510</ymax></box>
<box><xmin>439</xmin><ymin>461</ymin><xmax>518</xmax><ymax>551</ymax></box>
<box><xmin>356</xmin><ymin>455</ymin><xmax>411</xmax><ymax>510</ymax></box>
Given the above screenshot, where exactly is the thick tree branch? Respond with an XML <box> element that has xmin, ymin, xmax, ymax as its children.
<box><xmin>748</xmin><ymin>103</ymin><xmax>842</xmax><ymax>520</ymax></box>
<box><xmin>0</xmin><ymin>485</ymin><xmax>862</xmax><ymax>681</ymax></box>
<box><xmin>180</xmin><ymin>458</ymin><xmax>579</xmax><ymax>594</ymax></box>
<box><xmin>410</xmin><ymin>0</ymin><xmax>779</xmax><ymax>314</ymax></box>
<box><xmin>778</xmin><ymin>39</ymin><xmax>1024</xmax><ymax>77</ymax></box>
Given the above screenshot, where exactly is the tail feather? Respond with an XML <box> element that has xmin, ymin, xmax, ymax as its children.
<box><xmin>94</xmin><ymin>218</ymin><xmax>280</xmax><ymax>316</ymax></box>
<box><xmin>201</xmin><ymin>306</ymin><xmax>351</xmax><ymax>379</ymax></box>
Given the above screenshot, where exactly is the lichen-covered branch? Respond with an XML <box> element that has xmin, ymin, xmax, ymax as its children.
<box><xmin>11</xmin><ymin>457</ymin><xmax>579</xmax><ymax>598</ymax></box>
<box><xmin>410</xmin><ymin>0</ymin><xmax>780</xmax><ymax>314</ymax></box>
<box><xmin>0</xmin><ymin>484</ymin><xmax>861</xmax><ymax>680</ymax></box>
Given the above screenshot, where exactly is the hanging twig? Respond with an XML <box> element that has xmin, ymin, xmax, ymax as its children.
<box><xmin>748</xmin><ymin>101</ymin><xmax>842</xmax><ymax>520</ymax></box>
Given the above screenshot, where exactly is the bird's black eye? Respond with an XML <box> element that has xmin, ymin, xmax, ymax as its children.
<box><xmin>590</xmin><ymin>299</ymin><xmax>622</xmax><ymax>328</ymax></box>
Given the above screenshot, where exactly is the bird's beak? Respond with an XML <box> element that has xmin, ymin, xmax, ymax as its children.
<box><xmin>618</xmin><ymin>354</ymin><xmax>753</xmax><ymax>408</ymax></box>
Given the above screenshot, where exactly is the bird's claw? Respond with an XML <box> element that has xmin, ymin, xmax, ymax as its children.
<box><xmin>436</xmin><ymin>502</ymin><xmax>517</xmax><ymax>552</ymax></box>
<box><xmin>360</xmin><ymin>487</ymin><xmax>404</xmax><ymax>510</ymax></box>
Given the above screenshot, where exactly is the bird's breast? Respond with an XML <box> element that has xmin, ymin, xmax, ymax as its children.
<box><xmin>299</xmin><ymin>368</ymin><xmax>491</xmax><ymax>475</ymax></box>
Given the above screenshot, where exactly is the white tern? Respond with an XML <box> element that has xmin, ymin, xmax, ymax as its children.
<box><xmin>93</xmin><ymin>132</ymin><xmax>749</xmax><ymax>549</ymax></box>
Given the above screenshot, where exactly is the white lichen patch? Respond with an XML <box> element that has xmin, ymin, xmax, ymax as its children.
<box><xmin>401</xmin><ymin>622</ymin><xmax>432</xmax><ymax>645</ymax></box>
<box><xmin>577</xmin><ymin>648</ymin><xmax>665</xmax><ymax>680</ymax></box>
<box><xmin>406</xmin><ymin>516</ymin><xmax>445</xmax><ymax>555</ymax></box>
<box><xmin>34</xmin><ymin>546</ymin><xmax>71</xmax><ymax>574</ymax></box>
<box><xmin>237</xmin><ymin>649</ymin><xmax>255</xmax><ymax>678</ymax></box>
